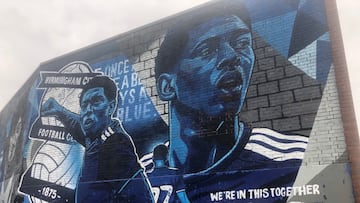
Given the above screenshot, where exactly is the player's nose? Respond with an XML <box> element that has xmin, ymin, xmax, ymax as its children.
<box><xmin>216</xmin><ymin>43</ymin><xmax>240</xmax><ymax>71</ymax></box>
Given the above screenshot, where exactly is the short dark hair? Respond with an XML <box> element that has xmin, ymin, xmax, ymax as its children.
<box><xmin>80</xmin><ymin>75</ymin><xmax>118</xmax><ymax>102</ymax></box>
<box><xmin>155</xmin><ymin>0</ymin><xmax>251</xmax><ymax>79</ymax></box>
<box><xmin>153</xmin><ymin>144</ymin><xmax>169</xmax><ymax>161</ymax></box>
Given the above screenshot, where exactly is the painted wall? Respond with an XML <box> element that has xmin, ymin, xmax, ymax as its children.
<box><xmin>0</xmin><ymin>0</ymin><xmax>354</xmax><ymax>202</ymax></box>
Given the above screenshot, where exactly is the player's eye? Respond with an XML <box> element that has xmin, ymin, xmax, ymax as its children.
<box><xmin>231</xmin><ymin>34</ymin><xmax>251</xmax><ymax>51</ymax></box>
<box><xmin>191</xmin><ymin>38</ymin><xmax>218</xmax><ymax>58</ymax></box>
<box><xmin>92</xmin><ymin>96</ymin><xmax>103</xmax><ymax>105</ymax></box>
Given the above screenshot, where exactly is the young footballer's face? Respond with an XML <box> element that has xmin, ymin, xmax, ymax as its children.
<box><xmin>80</xmin><ymin>87</ymin><xmax>113</xmax><ymax>137</ymax></box>
<box><xmin>173</xmin><ymin>15</ymin><xmax>254</xmax><ymax>117</ymax></box>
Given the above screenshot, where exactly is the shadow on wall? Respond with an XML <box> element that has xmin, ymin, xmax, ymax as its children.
<box><xmin>289</xmin><ymin>152</ymin><xmax>354</xmax><ymax>202</ymax></box>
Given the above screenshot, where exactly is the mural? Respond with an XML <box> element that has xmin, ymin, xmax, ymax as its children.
<box><xmin>0</xmin><ymin>0</ymin><xmax>354</xmax><ymax>202</ymax></box>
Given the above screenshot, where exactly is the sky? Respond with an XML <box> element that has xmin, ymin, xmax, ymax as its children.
<box><xmin>0</xmin><ymin>0</ymin><xmax>359</xmax><ymax>129</ymax></box>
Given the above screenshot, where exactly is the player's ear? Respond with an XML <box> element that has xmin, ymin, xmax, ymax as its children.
<box><xmin>157</xmin><ymin>73</ymin><xmax>176</xmax><ymax>101</ymax></box>
<box><xmin>108</xmin><ymin>100</ymin><xmax>116</xmax><ymax>116</ymax></box>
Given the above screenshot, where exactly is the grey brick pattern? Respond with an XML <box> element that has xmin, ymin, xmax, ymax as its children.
<box><xmin>239</xmin><ymin>34</ymin><xmax>323</xmax><ymax>136</ymax></box>
<box><xmin>119</xmin><ymin>26</ymin><xmax>169</xmax><ymax>123</ymax></box>
<box><xmin>303</xmin><ymin>66</ymin><xmax>348</xmax><ymax>165</ymax></box>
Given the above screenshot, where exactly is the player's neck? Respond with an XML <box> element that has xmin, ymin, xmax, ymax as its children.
<box><xmin>154</xmin><ymin>160</ymin><xmax>167</xmax><ymax>168</ymax></box>
<box><xmin>169</xmin><ymin>106</ymin><xmax>243</xmax><ymax>173</ymax></box>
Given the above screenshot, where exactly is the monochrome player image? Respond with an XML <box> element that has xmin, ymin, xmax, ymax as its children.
<box><xmin>147</xmin><ymin>144</ymin><xmax>190</xmax><ymax>203</ymax></box>
<box><xmin>40</xmin><ymin>75</ymin><xmax>154</xmax><ymax>202</ymax></box>
<box><xmin>154</xmin><ymin>0</ymin><xmax>308</xmax><ymax>202</ymax></box>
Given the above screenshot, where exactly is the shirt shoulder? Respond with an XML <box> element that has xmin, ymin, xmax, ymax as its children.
<box><xmin>243</xmin><ymin>127</ymin><xmax>308</xmax><ymax>162</ymax></box>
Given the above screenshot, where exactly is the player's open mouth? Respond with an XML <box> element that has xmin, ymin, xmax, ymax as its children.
<box><xmin>216</xmin><ymin>71</ymin><xmax>243</xmax><ymax>94</ymax></box>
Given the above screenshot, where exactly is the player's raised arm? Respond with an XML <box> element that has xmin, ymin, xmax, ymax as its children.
<box><xmin>41</xmin><ymin>97</ymin><xmax>64</xmax><ymax>117</ymax></box>
<box><xmin>41</xmin><ymin>97</ymin><xmax>86</xmax><ymax>146</ymax></box>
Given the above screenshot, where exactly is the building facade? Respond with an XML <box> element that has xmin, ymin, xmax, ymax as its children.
<box><xmin>0</xmin><ymin>0</ymin><xmax>358</xmax><ymax>202</ymax></box>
